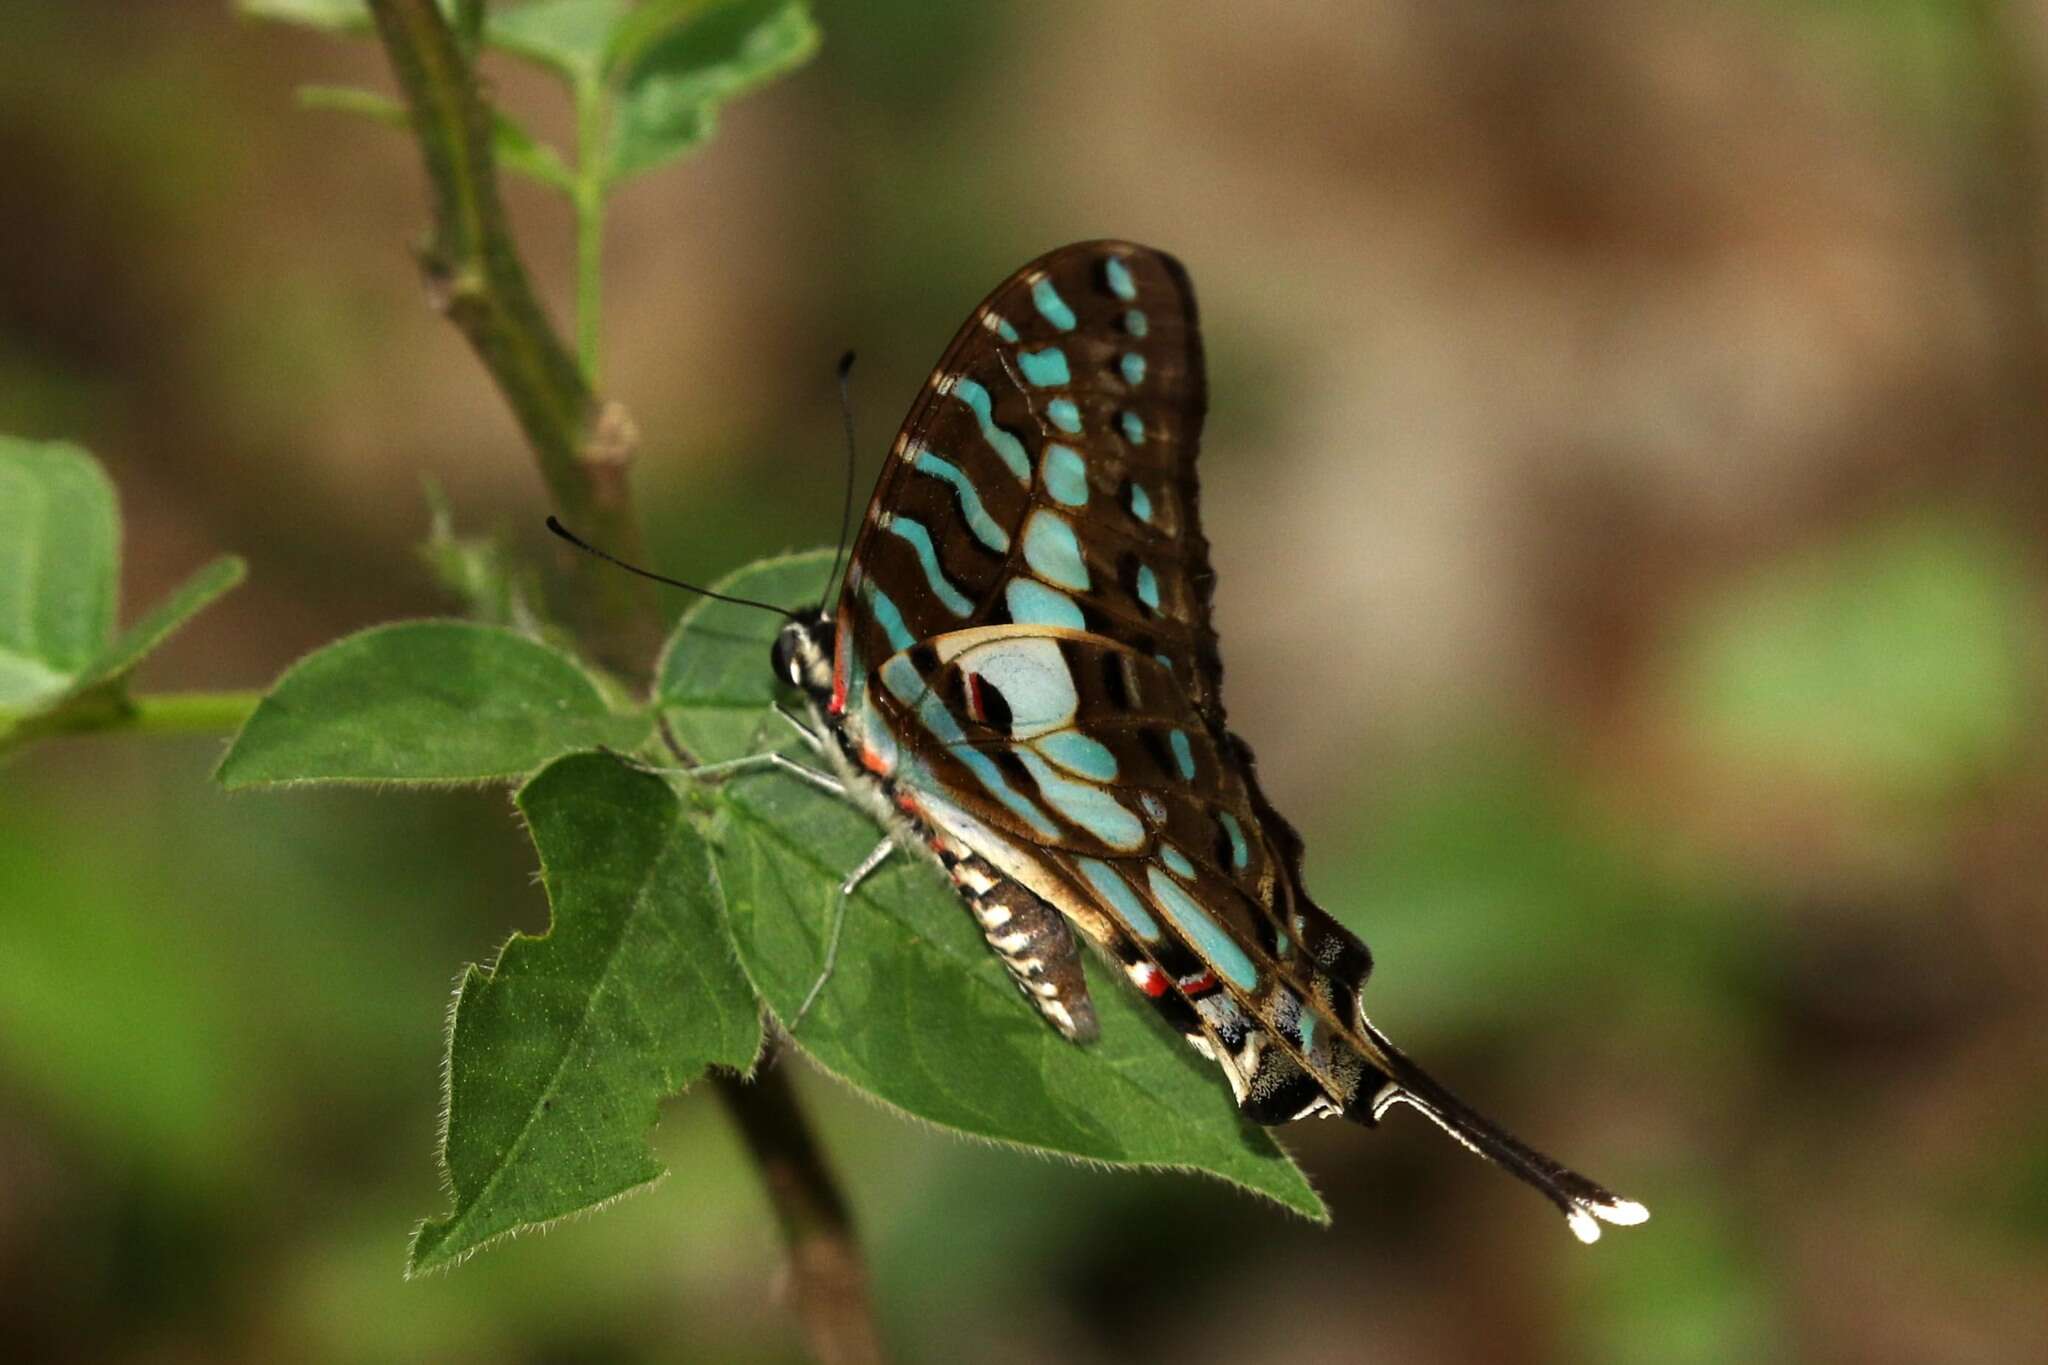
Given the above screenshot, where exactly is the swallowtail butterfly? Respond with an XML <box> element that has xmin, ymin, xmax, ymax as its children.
<box><xmin>578</xmin><ymin>241</ymin><xmax>1649</xmax><ymax>1242</ymax></box>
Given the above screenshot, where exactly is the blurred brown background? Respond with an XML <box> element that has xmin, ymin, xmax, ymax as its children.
<box><xmin>4</xmin><ymin>1</ymin><xmax>2046</xmax><ymax>1361</ymax></box>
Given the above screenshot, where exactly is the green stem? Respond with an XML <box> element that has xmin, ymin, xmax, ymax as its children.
<box><xmin>127</xmin><ymin>690</ymin><xmax>265</xmax><ymax>734</ymax></box>
<box><xmin>574</xmin><ymin>77</ymin><xmax>607</xmax><ymax>387</ymax></box>
<box><xmin>365</xmin><ymin>0</ymin><xmax>656</xmax><ymax>678</ymax></box>
<box><xmin>3</xmin><ymin>689</ymin><xmax>262</xmax><ymax>752</ymax></box>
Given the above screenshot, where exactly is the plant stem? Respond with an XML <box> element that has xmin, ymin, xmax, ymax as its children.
<box><xmin>362</xmin><ymin>5</ymin><xmax>884</xmax><ymax>1358</ymax></box>
<box><xmin>711</xmin><ymin>1063</ymin><xmax>885</xmax><ymax>1365</ymax></box>
<box><xmin>365</xmin><ymin>0</ymin><xmax>656</xmax><ymax>679</ymax></box>
<box><xmin>574</xmin><ymin>77</ymin><xmax>607</xmax><ymax>387</ymax></box>
<box><xmin>128</xmin><ymin>690</ymin><xmax>265</xmax><ymax>734</ymax></box>
<box><xmin>1</xmin><ymin>689</ymin><xmax>262</xmax><ymax>752</ymax></box>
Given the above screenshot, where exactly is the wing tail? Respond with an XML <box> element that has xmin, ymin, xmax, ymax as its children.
<box><xmin>1351</xmin><ymin>1018</ymin><xmax>1649</xmax><ymax>1244</ymax></box>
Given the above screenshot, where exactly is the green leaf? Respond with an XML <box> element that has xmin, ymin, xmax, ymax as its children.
<box><xmin>606</xmin><ymin>0</ymin><xmax>820</xmax><ymax>183</ymax></box>
<box><xmin>659</xmin><ymin>553</ymin><xmax>1326</xmax><ymax>1220</ymax></box>
<box><xmin>0</xmin><ymin>437</ymin><xmax>117</xmax><ymax>709</ymax></box>
<box><xmin>485</xmin><ymin>0</ymin><xmax>628</xmax><ymax>85</ymax></box>
<box><xmin>409</xmin><ymin>752</ymin><xmax>762</xmax><ymax>1274</ymax></box>
<box><xmin>296</xmin><ymin>85</ymin><xmax>576</xmax><ymax>193</ymax></box>
<box><xmin>217</xmin><ymin>621</ymin><xmax>650</xmax><ymax>788</ymax></box>
<box><xmin>74</xmin><ymin>556</ymin><xmax>247</xmax><ymax>694</ymax></box>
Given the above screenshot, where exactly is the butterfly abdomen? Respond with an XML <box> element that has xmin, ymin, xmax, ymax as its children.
<box><xmin>943</xmin><ymin>848</ymin><xmax>1099</xmax><ymax>1043</ymax></box>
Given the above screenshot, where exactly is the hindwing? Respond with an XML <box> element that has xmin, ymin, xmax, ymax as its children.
<box><xmin>865</xmin><ymin>625</ymin><xmax>1379</xmax><ymax>1121</ymax></box>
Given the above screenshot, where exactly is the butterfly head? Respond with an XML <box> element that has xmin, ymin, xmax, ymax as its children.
<box><xmin>772</xmin><ymin>612</ymin><xmax>838</xmax><ymax>703</ymax></box>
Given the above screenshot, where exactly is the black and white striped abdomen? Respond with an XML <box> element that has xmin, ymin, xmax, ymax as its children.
<box><xmin>947</xmin><ymin>851</ymin><xmax>1099</xmax><ymax>1043</ymax></box>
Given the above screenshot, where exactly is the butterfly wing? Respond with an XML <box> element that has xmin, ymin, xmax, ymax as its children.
<box><xmin>867</xmin><ymin>624</ymin><xmax>1646</xmax><ymax>1240</ymax></box>
<box><xmin>865</xmin><ymin>625</ymin><xmax>1362</xmax><ymax>1106</ymax></box>
<box><xmin>834</xmin><ymin>241</ymin><xmax>1225</xmax><ymax>727</ymax></box>
<box><xmin>831</xmin><ymin>241</ymin><xmax>1645</xmax><ymax>1240</ymax></box>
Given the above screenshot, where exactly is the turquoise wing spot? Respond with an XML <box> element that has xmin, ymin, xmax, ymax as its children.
<box><xmin>1016</xmin><ymin>749</ymin><xmax>1145</xmax><ymax>849</ymax></box>
<box><xmin>950</xmin><ymin>377</ymin><xmax>1031</xmax><ymax>481</ymax></box>
<box><xmin>1120</xmin><ymin>411</ymin><xmax>1146</xmax><ymax>445</ymax></box>
<box><xmin>1160</xmin><ymin>845</ymin><xmax>1195</xmax><ymax>878</ymax></box>
<box><xmin>1042</xmin><ymin>443</ymin><xmax>1090</xmax><ymax>507</ymax></box>
<box><xmin>1128</xmin><ymin>481</ymin><xmax>1154</xmax><ymax>522</ymax></box>
<box><xmin>882</xmin><ymin>655</ymin><xmax>1061</xmax><ymax>840</ymax></box>
<box><xmin>1120</xmin><ymin>352</ymin><xmax>1146</xmax><ymax>386</ymax></box>
<box><xmin>1218</xmin><ymin>811</ymin><xmax>1249</xmax><ymax>869</ymax></box>
<box><xmin>912</xmin><ymin>450</ymin><xmax>1010</xmax><ymax>553</ymax></box>
<box><xmin>1123</xmin><ymin>308</ymin><xmax>1148</xmax><ymax>337</ymax></box>
<box><xmin>1047</xmin><ymin>397</ymin><xmax>1082</xmax><ymax>433</ymax></box>
<box><xmin>1168</xmin><ymin>728</ymin><xmax>1195</xmax><ymax>780</ymax></box>
<box><xmin>1034</xmin><ymin>729</ymin><xmax>1118</xmax><ymax>781</ymax></box>
<box><xmin>1299</xmin><ymin>1006</ymin><xmax>1319</xmax><ymax>1053</ymax></box>
<box><xmin>1019</xmin><ymin>347</ymin><xmax>1071</xmax><ymax>387</ymax></box>
<box><xmin>1076</xmin><ymin>857</ymin><xmax>1161</xmax><ymax>942</ymax></box>
<box><xmin>1031</xmin><ymin>277</ymin><xmax>1077</xmax><ymax>331</ymax></box>
<box><xmin>866</xmin><ymin>583</ymin><xmax>915</xmax><ymax>652</ymax></box>
<box><xmin>959</xmin><ymin>637</ymin><xmax>1077</xmax><ymax>736</ymax></box>
<box><xmin>1104</xmin><ymin>255</ymin><xmax>1137</xmax><ymax>301</ymax></box>
<box><xmin>1005</xmin><ymin>579</ymin><xmax>1085</xmax><ymax>629</ymax></box>
<box><xmin>884</xmin><ymin>516</ymin><xmax>974</xmax><ymax>616</ymax></box>
<box><xmin>1146</xmin><ymin>864</ymin><xmax>1260</xmax><ymax>991</ymax></box>
<box><xmin>1022</xmin><ymin>509</ymin><xmax>1090</xmax><ymax>590</ymax></box>
<box><xmin>1135</xmin><ymin>564</ymin><xmax>1160</xmax><ymax>611</ymax></box>
<box><xmin>988</xmin><ymin>313</ymin><xmax>1020</xmax><ymax>343</ymax></box>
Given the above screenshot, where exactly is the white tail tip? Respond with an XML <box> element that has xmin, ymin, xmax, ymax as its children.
<box><xmin>1598</xmin><ymin>1198</ymin><xmax>1651</xmax><ymax>1227</ymax></box>
<box><xmin>1567</xmin><ymin>1196</ymin><xmax>1650</xmax><ymax>1244</ymax></box>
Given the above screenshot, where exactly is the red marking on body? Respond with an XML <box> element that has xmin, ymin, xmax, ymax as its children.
<box><xmin>894</xmin><ymin>789</ymin><xmax>921</xmax><ymax>816</ymax></box>
<box><xmin>1178</xmin><ymin>971</ymin><xmax>1217</xmax><ymax>996</ymax></box>
<box><xmin>1133</xmin><ymin>963</ymin><xmax>1170</xmax><ymax>998</ymax></box>
<box><xmin>828</xmin><ymin>607</ymin><xmax>851</xmax><ymax>715</ymax></box>
<box><xmin>859</xmin><ymin>743</ymin><xmax>891</xmax><ymax>775</ymax></box>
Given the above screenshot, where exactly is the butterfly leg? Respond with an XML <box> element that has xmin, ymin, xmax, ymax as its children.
<box><xmin>772</xmin><ymin>703</ymin><xmax>828</xmax><ymax>754</ymax></box>
<box><xmin>627</xmin><ymin>749</ymin><xmax>847</xmax><ymax>797</ymax></box>
<box><xmin>790</xmin><ymin>836</ymin><xmax>897</xmax><ymax>1029</ymax></box>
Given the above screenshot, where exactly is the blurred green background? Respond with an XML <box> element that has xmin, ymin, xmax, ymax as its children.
<box><xmin>5</xmin><ymin>1</ymin><xmax>2047</xmax><ymax>1360</ymax></box>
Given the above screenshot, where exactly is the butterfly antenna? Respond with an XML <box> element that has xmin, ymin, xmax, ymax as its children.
<box><xmin>820</xmin><ymin>349</ymin><xmax>860</xmax><ymax>611</ymax></box>
<box><xmin>545</xmin><ymin>517</ymin><xmax>795</xmax><ymax>618</ymax></box>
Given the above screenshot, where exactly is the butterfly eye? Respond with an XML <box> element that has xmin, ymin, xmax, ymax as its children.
<box><xmin>771</xmin><ymin>627</ymin><xmax>801</xmax><ymax>688</ymax></box>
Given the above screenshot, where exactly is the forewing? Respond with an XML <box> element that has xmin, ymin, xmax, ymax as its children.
<box><xmin>836</xmin><ymin>241</ymin><xmax>1228</xmax><ymax>730</ymax></box>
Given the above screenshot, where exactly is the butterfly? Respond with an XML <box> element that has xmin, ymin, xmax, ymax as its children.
<box><xmin>567</xmin><ymin>241</ymin><xmax>1647</xmax><ymax>1242</ymax></box>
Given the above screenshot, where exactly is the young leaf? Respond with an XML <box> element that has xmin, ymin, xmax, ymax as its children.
<box><xmin>409</xmin><ymin>752</ymin><xmax>762</xmax><ymax>1274</ymax></box>
<box><xmin>72</xmin><ymin>556</ymin><xmax>248</xmax><ymax>695</ymax></box>
<box><xmin>606</xmin><ymin>0</ymin><xmax>820</xmax><ymax>183</ymax></box>
<box><xmin>295</xmin><ymin>85</ymin><xmax>575</xmax><ymax>192</ymax></box>
<box><xmin>295</xmin><ymin>83</ymin><xmax>408</xmax><ymax>126</ymax></box>
<box><xmin>0</xmin><ymin>437</ymin><xmax>118</xmax><ymax>709</ymax></box>
<box><xmin>237</xmin><ymin>0</ymin><xmax>375</xmax><ymax>32</ymax></box>
<box><xmin>484</xmin><ymin>0</ymin><xmax>627</xmax><ymax>85</ymax></box>
<box><xmin>417</xmin><ymin>484</ymin><xmax>549</xmax><ymax>631</ymax></box>
<box><xmin>659</xmin><ymin>554</ymin><xmax>1327</xmax><ymax>1221</ymax></box>
<box><xmin>217</xmin><ymin>621</ymin><xmax>649</xmax><ymax>788</ymax></box>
